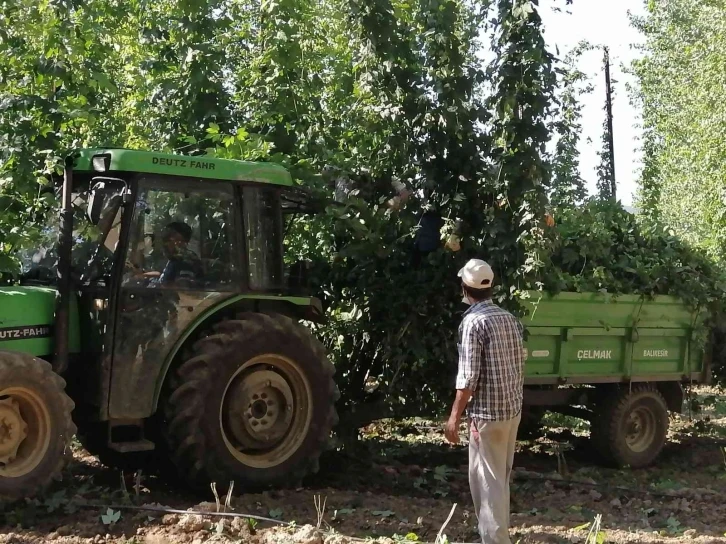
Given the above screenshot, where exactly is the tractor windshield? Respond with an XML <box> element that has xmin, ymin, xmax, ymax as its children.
<box><xmin>123</xmin><ymin>177</ymin><xmax>237</xmax><ymax>291</ymax></box>
<box><xmin>122</xmin><ymin>178</ymin><xmax>283</xmax><ymax>292</ymax></box>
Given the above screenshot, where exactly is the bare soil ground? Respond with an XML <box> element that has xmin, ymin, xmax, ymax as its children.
<box><xmin>1</xmin><ymin>387</ymin><xmax>725</xmax><ymax>544</ymax></box>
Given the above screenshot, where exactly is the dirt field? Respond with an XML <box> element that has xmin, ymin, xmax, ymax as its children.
<box><xmin>1</xmin><ymin>387</ymin><xmax>725</xmax><ymax>544</ymax></box>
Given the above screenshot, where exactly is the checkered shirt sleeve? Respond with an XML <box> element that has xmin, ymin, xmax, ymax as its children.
<box><xmin>456</xmin><ymin>316</ymin><xmax>483</xmax><ymax>391</ymax></box>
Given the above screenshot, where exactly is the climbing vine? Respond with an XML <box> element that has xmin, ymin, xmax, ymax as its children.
<box><xmin>484</xmin><ymin>0</ymin><xmax>556</xmax><ymax>298</ymax></box>
<box><xmin>548</xmin><ymin>42</ymin><xmax>593</xmax><ymax>209</ymax></box>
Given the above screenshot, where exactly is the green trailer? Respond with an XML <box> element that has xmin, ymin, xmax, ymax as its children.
<box><xmin>519</xmin><ymin>291</ymin><xmax>709</xmax><ymax>468</ymax></box>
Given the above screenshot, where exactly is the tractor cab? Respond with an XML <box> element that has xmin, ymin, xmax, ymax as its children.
<box><xmin>1</xmin><ymin>148</ymin><xmax>337</xmax><ymax>500</ymax></box>
<box><xmin>21</xmin><ymin>149</ymin><xmax>318</xmax><ymax>296</ymax></box>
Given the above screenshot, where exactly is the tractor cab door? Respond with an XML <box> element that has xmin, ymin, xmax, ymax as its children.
<box><xmin>107</xmin><ymin>176</ymin><xmax>242</xmax><ymax>420</ymax></box>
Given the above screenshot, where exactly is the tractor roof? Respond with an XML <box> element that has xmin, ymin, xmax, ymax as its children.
<box><xmin>71</xmin><ymin>148</ymin><xmax>294</xmax><ymax>187</ymax></box>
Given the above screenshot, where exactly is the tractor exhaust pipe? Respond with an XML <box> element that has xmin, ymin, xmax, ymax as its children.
<box><xmin>53</xmin><ymin>157</ymin><xmax>73</xmax><ymax>375</ymax></box>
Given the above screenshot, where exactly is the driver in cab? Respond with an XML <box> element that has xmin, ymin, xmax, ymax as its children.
<box><xmin>130</xmin><ymin>221</ymin><xmax>203</xmax><ymax>287</ymax></box>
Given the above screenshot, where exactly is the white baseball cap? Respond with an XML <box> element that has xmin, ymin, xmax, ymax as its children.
<box><xmin>458</xmin><ymin>259</ymin><xmax>494</xmax><ymax>289</ymax></box>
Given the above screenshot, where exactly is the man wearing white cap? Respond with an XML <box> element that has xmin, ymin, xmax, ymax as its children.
<box><xmin>444</xmin><ymin>259</ymin><xmax>525</xmax><ymax>544</ymax></box>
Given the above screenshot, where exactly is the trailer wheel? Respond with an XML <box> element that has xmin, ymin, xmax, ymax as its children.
<box><xmin>591</xmin><ymin>385</ymin><xmax>669</xmax><ymax>468</ymax></box>
<box><xmin>162</xmin><ymin>312</ymin><xmax>337</xmax><ymax>492</ymax></box>
<box><xmin>0</xmin><ymin>352</ymin><xmax>76</xmax><ymax>500</ymax></box>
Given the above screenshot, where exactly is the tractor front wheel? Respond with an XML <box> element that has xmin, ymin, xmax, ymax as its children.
<box><xmin>162</xmin><ymin>313</ymin><xmax>338</xmax><ymax>492</ymax></box>
<box><xmin>0</xmin><ymin>352</ymin><xmax>76</xmax><ymax>500</ymax></box>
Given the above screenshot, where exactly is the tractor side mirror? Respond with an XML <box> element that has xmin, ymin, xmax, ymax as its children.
<box><xmin>87</xmin><ymin>177</ymin><xmax>128</xmax><ymax>225</ymax></box>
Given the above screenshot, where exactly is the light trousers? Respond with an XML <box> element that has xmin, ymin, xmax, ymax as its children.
<box><xmin>468</xmin><ymin>413</ymin><xmax>521</xmax><ymax>544</ymax></box>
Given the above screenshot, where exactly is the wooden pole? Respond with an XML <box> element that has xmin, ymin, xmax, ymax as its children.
<box><xmin>603</xmin><ymin>46</ymin><xmax>616</xmax><ymax>199</ymax></box>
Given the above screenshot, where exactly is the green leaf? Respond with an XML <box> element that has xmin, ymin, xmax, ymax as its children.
<box><xmin>92</xmin><ymin>72</ymin><xmax>117</xmax><ymax>92</ymax></box>
<box><xmin>44</xmin><ymin>490</ymin><xmax>67</xmax><ymax>513</ymax></box>
<box><xmin>101</xmin><ymin>508</ymin><xmax>121</xmax><ymax>525</ymax></box>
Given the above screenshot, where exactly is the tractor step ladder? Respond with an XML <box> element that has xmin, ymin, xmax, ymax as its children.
<box><xmin>108</xmin><ymin>439</ymin><xmax>156</xmax><ymax>453</ymax></box>
<box><xmin>107</xmin><ymin>419</ymin><xmax>156</xmax><ymax>452</ymax></box>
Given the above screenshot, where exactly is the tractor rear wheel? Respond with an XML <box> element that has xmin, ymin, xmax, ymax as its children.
<box><xmin>590</xmin><ymin>384</ymin><xmax>669</xmax><ymax>468</ymax></box>
<box><xmin>0</xmin><ymin>352</ymin><xmax>76</xmax><ymax>500</ymax></box>
<box><xmin>162</xmin><ymin>312</ymin><xmax>337</xmax><ymax>492</ymax></box>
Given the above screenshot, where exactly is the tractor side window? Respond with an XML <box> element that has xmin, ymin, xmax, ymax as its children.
<box><xmin>124</xmin><ymin>179</ymin><xmax>237</xmax><ymax>291</ymax></box>
<box><xmin>243</xmin><ymin>186</ymin><xmax>283</xmax><ymax>290</ymax></box>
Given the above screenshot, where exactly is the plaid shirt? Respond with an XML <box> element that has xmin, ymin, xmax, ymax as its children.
<box><xmin>456</xmin><ymin>299</ymin><xmax>525</xmax><ymax>421</ymax></box>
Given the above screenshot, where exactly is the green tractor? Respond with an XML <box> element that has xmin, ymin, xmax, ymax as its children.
<box><xmin>0</xmin><ymin>148</ymin><xmax>338</xmax><ymax>500</ymax></box>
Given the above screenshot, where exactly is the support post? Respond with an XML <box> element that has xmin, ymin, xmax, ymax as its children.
<box><xmin>54</xmin><ymin>157</ymin><xmax>73</xmax><ymax>374</ymax></box>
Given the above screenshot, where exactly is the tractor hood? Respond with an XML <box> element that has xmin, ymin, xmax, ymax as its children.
<box><xmin>0</xmin><ymin>286</ymin><xmax>80</xmax><ymax>357</ymax></box>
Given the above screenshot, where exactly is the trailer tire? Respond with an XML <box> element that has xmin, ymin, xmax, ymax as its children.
<box><xmin>591</xmin><ymin>384</ymin><xmax>669</xmax><ymax>468</ymax></box>
<box><xmin>162</xmin><ymin>312</ymin><xmax>337</xmax><ymax>492</ymax></box>
<box><xmin>0</xmin><ymin>352</ymin><xmax>76</xmax><ymax>501</ymax></box>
